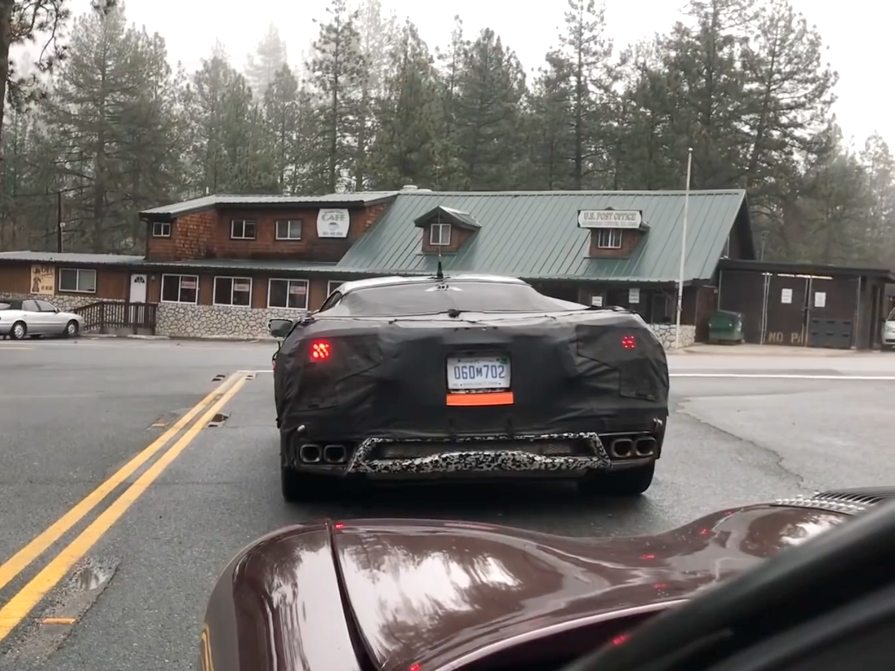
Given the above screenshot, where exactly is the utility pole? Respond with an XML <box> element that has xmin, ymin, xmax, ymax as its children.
<box><xmin>56</xmin><ymin>190</ymin><xmax>63</xmax><ymax>253</ymax></box>
<box><xmin>674</xmin><ymin>147</ymin><xmax>693</xmax><ymax>349</ymax></box>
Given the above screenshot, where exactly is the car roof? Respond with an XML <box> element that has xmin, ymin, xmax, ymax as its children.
<box><xmin>332</xmin><ymin>273</ymin><xmax>529</xmax><ymax>296</ymax></box>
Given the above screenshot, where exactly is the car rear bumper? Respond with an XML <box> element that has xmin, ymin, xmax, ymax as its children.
<box><xmin>282</xmin><ymin>429</ymin><xmax>661</xmax><ymax>481</ymax></box>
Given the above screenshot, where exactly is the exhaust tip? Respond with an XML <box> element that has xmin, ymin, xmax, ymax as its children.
<box><xmin>323</xmin><ymin>444</ymin><xmax>347</xmax><ymax>464</ymax></box>
<box><xmin>299</xmin><ymin>443</ymin><xmax>322</xmax><ymax>463</ymax></box>
<box><xmin>635</xmin><ymin>436</ymin><xmax>658</xmax><ymax>457</ymax></box>
<box><xmin>610</xmin><ymin>438</ymin><xmax>634</xmax><ymax>458</ymax></box>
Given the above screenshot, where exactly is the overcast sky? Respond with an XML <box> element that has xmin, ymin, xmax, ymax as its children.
<box><xmin>64</xmin><ymin>0</ymin><xmax>889</xmax><ymax>151</ymax></box>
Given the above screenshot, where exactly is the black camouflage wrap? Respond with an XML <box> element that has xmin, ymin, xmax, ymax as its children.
<box><xmin>274</xmin><ymin>308</ymin><xmax>669</xmax><ymax>456</ymax></box>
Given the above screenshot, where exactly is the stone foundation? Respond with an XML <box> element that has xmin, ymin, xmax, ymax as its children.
<box><xmin>156</xmin><ymin>303</ymin><xmax>305</xmax><ymax>339</ymax></box>
<box><xmin>0</xmin><ymin>292</ymin><xmax>113</xmax><ymax>312</ymax></box>
<box><xmin>649</xmin><ymin>323</ymin><xmax>696</xmax><ymax>349</ymax></box>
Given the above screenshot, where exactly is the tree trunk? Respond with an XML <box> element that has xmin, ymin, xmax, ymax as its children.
<box><xmin>0</xmin><ymin>0</ymin><xmax>13</xmax><ymax>161</ymax></box>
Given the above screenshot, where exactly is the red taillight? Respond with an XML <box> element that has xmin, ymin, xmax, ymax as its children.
<box><xmin>611</xmin><ymin>633</ymin><xmax>630</xmax><ymax>646</ymax></box>
<box><xmin>309</xmin><ymin>339</ymin><xmax>332</xmax><ymax>361</ymax></box>
<box><xmin>621</xmin><ymin>334</ymin><xmax>637</xmax><ymax>350</ymax></box>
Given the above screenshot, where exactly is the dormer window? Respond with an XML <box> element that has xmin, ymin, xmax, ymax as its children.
<box><xmin>578</xmin><ymin>208</ymin><xmax>648</xmax><ymax>259</ymax></box>
<box><xmin>415</xmin><ymin>205</ymin><xmax>481</xmax><ymax>254</ymax></box>
<box><xmin>429</xmin><ymin>223</ymin><xmax>451</xmax><ymax>246</ymax></box>
<box><xmin>596</xmin><ymin>229</ymin><xmax>622</xmax><ymax>249</ymax></box>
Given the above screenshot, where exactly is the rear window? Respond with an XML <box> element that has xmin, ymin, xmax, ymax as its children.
<box><xmin>888</xmin><ymin>307</ymin><xmax>895</xmax><ymax>320</ymax></box>
<box><xmin>0</xmin><ymin>300</ymin><xmax>21</xmax><ymax>310</ymax></box>
<box><xmin>326</xmin><ymin>281</ymin><xmax>587</xmax><ymax>317</ymax></box>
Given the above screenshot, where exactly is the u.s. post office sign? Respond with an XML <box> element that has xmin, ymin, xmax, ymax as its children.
<box><xmin>577</xmin><ymin>209</ymin><xmax>643</xmax><ymax>229</ymax></box>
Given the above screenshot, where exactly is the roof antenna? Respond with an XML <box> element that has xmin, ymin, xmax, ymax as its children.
<box><xmin>435</xmin><ymin>214</ymin><xmax>444</xmax><ymax>280</ymax></box>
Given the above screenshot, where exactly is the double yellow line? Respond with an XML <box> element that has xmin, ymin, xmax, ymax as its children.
<box><xmin>0</xmin><ymin>371</ymin><xmax>248</xmax><ymax>643</ymax></box>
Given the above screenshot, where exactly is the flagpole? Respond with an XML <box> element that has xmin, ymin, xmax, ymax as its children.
<box><xmin>675</xmin><ymin>147</ymin><xmax>693</xmax><ymax>349</ymax></box>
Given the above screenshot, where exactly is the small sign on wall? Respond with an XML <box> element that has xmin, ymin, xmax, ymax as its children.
<box><xmin>591</xmin><ymin>295</ymin><xmax>604</xmax><ymax>307</ymax></box>
<box><xmin>781</xmin><ymin>288</ymin><xmax>793</xmax><ymax>304</ymax></box>
<box><xmin>628</xmin><ymin>288</ymin><xmax>640</xmax><ymax>304</ymax></box>
<box><xmin>317</xmin><ymin>208</ymin><xmax>350</xmax><ymax>238</ymax></box>
<box><xmin>30</xmin><ymin>264</ymin><xmax>56</xmax><ymax>295</ymax></box>
<box><xmin>814</xmin><ymin>291</ymin><xmax>826</xmax><ymax>308</ymax></box>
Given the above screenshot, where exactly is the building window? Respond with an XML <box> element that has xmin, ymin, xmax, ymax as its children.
<box><xmin>327</xmin><ymin>280</ymin><xmax>344</xmax><ymax>295</ymax></box>
<box><xmin>230</xmin><ymin>219</ymin><xmax>256</xmax><ymax>240</ymax></box>
<box><xmin>58</xmin><ymin>268</ymin><xmax>97</xmax><ymax>293</ymax></box>
<box><xmin>152</xmin><ymin>222</ymin><xmax>171</xmax><ymax>237</ymax></box>
<box><xmin>429</xmin><ymin>223</ymin><xmax>451</xmax><ymax>246</ymax></box>
<box><xmin>275</xmin><ymin>219</ymin><xmax>302</xmax><ymax>240</ymax></box>
<box><xmin>213</xmin><ymin>276</ymin><xmax>252</xmax><ymax>307</ymax></box>
<box><xmin>596</xmin><ymin>229</ymin><xmax>623</xmax><ymax>249</ymax></box>
<box><xmin>161</xmin><ymin>274</ymin><xmax>198</xmax><ymax>303</ymax></box>
<box><xmin>268</xmin><ymin>278</ymin><xmax>309</xmax><ymax>309</ymax></box>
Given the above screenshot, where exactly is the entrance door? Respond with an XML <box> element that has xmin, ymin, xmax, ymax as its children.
<box><xmin>129</xmin><ymin>274</ymin><xmax>147</xmax><ymax>303</ymax></box>
<box><xmin>763</xmin><ymin>275</ymin><xmax>809</xmax><ymax>346</ymax></box>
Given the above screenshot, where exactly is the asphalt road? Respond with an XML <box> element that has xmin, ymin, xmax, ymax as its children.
<box><xmin>1</xmin><ymin>338</ymin><xmax>894</xmax><ymax>670</ymax></box>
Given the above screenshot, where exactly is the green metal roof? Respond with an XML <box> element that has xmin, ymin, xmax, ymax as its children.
<box><xmin>335</xmin><ymin>189</ymin><xmax>752</xmax><ymax>283</ymax></box>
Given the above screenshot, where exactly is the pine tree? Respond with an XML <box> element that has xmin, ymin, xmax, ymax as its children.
<box><xmin>525</xmin><ymin>51</ymin><xmax>573</xmax><ymax>189</ymax></box>
<box><xmin>452</xmin><ymin>28</ymin><xmax>527</xmax><ymax>189</ymax></box>
<box><xmin>369</xmin><ymin>21</ymin><xmax>440</xmax><ymax>188</ymax></box>
<box><xmin>263</xmin><ymin>64</ymin><xmax>300</xmax><ymax>193</ymax></box>
<box><xmin>307</xmin><ymin>0</ymin><xmax>365</xmax><ymax>192</ymax></box>
<box><xmin>43</xmin><ymin>2</ymin><xmax>180</xmax><ymax>252</ymax></box>
<box><xmin>245</xmin><ymin>24</ymin><xmax>287</xmax><ymax>97</ymax></box>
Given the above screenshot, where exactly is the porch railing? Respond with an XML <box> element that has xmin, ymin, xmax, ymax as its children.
<box><xmin>75</xmin><ymin>301</ymin><xmax>158</xmax><ymax>335</ymax></box>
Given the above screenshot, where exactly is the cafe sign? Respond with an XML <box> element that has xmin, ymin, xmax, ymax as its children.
<box><xmin>317</xmin><ymin>208</ymin><xmax>350</xmax><ymax>238</ymax></box>
<box><xmin>577</xmin><ymin>209</ymin><xmax>643</xmax><ymax>229</ymax></box>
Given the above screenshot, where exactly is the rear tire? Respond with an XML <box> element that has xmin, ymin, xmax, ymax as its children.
<box><xmin>579</xmin><ymin>462</ymin><xmax>655</xmax><ymax>497</ymax></box>
<box><xmin>10</xmin><ymin>321</ymin><xmax>26</xmax><ymax>340</ymax></box>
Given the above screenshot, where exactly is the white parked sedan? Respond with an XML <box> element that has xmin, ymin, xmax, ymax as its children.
<box><xmin>884</xmin><ymin>307</ymin><xmax>895</xmax><ymax>350</ymax></box>
<box><xmin>0</xmin><ymin>298</ymin><xmax>84</xmax><ymax>340</ymax></box>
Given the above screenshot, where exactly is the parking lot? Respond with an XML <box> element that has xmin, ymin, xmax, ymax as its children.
<box><xmin>1</xmin><ymin>337</ymin><xmax>895</xmax><ymax>670</ymax></box>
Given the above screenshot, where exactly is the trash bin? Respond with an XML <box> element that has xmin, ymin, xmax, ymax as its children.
<box><xmin>708</xmin><ymin>310</ymin><xmax>744</xmax><ymax>344</ymax></box>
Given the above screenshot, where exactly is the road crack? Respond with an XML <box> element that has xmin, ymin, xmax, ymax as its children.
<box><xmin>675</xmin><ymin>402</ymin><xmax>812</xmax><ymax>494</ymax></box>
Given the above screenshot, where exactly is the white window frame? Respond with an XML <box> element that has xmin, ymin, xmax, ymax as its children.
<box><xmin>268</xmin><ymin>278</ymin><xmax>309</xmax><ymax>310</ymax></box>
<box><xmin>230</xmin><ymin>219</ymin><xmax>256</xmax><ymax>240</ymax></box>
<box><xmin>152</xmin><ymin>221</ymin><xmax>171</xmax><ymax>237</ymax></box>
<box><xmin>213</xmin><ymin>276</ymin><xmax>253</xmax><ymax>307</ymax></box>
<box><xmin>275</xmin><ymin>219</ymin><xmax>302</xmax><ymax>240</ymax></box>
<box><xmin>160</xmin><ymin>273</ymin><xmax>199</xmax><ymax>304</ymax></box>
<box><xmin>596</xmin><ymin>228</ymin><xmax>623</xmax><ymax>249</ymax></box>
<box><xmin>58</xmin><ymin>267</ymin><xmax>97</xmax><ymax>294</ymax></box>
<box><xmin>429</xmin><ymin>223</ymin><xmax>451</xmax><ymax>246</ymax></box>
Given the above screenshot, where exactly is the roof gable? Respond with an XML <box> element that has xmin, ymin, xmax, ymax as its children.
<box><xmin>413</xmin><ymin>205</ymin><xmax>481</xmax><ymax>230</ymax></box>
<box><xmin>336</xmin><ymin>190</ymin><xmax>752</xmax><ymax>283</ymax></box>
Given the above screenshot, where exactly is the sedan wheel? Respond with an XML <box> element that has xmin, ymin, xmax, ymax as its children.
<box><xmin>65</xmin><ymin>320</ymin><xmax>80</xmax><ymax>338</ymax></box>
<box><xmin>10</xmin><ymin>321</ymin><xmax>27</xmax><ymax>340</ymax></box>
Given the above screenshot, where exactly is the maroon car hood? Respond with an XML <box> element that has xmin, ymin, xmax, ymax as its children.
<box><xmin>331</xmin><ymin>504</ymin><xmax>847</xmax><ymax>671</ymax></box>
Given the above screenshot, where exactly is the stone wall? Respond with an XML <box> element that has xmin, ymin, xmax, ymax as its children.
<box><xmin>152</xmin><ymin>304</ymin><xmax>701</xmax><ymax>344</ymax></box>
<box><xmin>156</xmin><ymin>303</ymin><xmax>304</xmax><ymax>339</ymax></box>
<box><xmin>1</xmin><ymin>292</ymin><xmax>115</xmax><ymax>312</ymax></box>
<box><xmin>649</xmin><ymin>323</ymin><xmax>696</xmax><ymax>349</ymax></box>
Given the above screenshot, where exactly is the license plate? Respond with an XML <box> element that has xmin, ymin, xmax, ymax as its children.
<box><xmin>446</xmin><ymin>355</ymin><xmax>511</xmax><ymax>391</ymax></box>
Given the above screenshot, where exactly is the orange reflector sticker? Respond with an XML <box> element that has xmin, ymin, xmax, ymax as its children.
<box><xmin>446</xmin><ymin>391</ymin><xmax>514</xmax><ymax>406</ymax></box>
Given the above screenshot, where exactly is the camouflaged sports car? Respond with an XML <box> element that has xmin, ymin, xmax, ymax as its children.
<box><xmin>268</xmin><ymin>273</ymin><xmax>669</xmax><ymax>501</ymax></box>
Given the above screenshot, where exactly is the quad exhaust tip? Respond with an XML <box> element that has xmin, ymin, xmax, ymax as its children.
<box><xmin>608</xmin><ymin>436</ymin><xmax>658</xmax><ymax>459</ymax></box>
<box><xmin>299</xmin><ymin>443</ymin><xmax>322</xmax><ymax>463</ymax></box>
<box><xmin>610</xmin><ymin>438</ymin><xmax>634</xmax><ymax>458</ymax></box>
<box><xmin>323</xmin><ymin>444</ymin><xmax>347</xmax><ymax>464</ymax></box>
